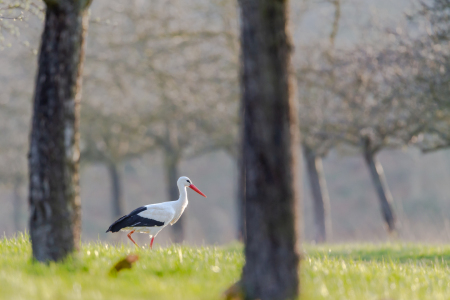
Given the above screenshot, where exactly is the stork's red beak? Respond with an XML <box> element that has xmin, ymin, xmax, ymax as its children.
<box><xmin>189</xmin><ymin>184</ymin><xmax>207</xmax><ymax>198</ymax></box>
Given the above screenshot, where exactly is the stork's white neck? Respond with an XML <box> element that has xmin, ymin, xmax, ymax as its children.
<box><xmin>172</xmin><ymin>183</ymin><xmax>188</xmax><ymax>219</ymax></box>
<box><xmin>177</xmin><ymin>184</ymin><xmax>188</xmax><ymax>204</ymax></box>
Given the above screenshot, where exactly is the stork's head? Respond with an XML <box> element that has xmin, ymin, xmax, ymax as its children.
<box><xmin>178</xmin><ymin>176</ymin><xmax>207</xmax><ymax>197</ymax></box>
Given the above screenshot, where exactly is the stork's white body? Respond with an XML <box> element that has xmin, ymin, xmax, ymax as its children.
<box><xmin>106</xmin><ymin>176</ymin><xmax>206</xmax><ymax>248</ymax></box>
<box><xmin>121</xmin><ymin>186</ymin><xmax>189</xmax><ymax>237</ymax></box>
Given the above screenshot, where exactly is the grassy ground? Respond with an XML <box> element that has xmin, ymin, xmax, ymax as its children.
<box><xmin>1</xmin><ymin>234</ymin><xmax>450</xmax><ymax>300</ymax></box>
<box><xmin>303</xmin><ymin>244</ymin><xmax>450</xmax><ymax>300</ymax></box>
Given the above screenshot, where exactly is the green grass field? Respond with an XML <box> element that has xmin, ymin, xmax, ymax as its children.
<box><xmin>1</xmin><ymin>234</ymin><xmax>450</xmax><ymax>300</ymax></box>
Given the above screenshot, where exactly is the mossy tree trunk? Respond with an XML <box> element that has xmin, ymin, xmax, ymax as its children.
<box><xmin>239</xmin><ymin>0</ymin><xmax>301</xmax><ymax>298</ymax></box>
<box><xmin>28</xmin><ymin>0</ymin><xmax>92</xmax><ymax>262</ymax></box>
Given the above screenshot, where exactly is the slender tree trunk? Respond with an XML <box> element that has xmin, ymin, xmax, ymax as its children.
<box><xmin>303</xmin><ymin>145</ymin><xmax>331</xmax><ymax>243</ymax></box>
<box><xmin>13</xmin><ymin>177</ymin><xmax>23</xmax><ymax>232</ymax></box>
<box><xmin>363</xmin><ymin>139</ymin><xmax>396</xmax><ymax>233</ymax></box>
<box><xmin>28</xmin><ymin>0</ymin><xmax>91</xmax><ymax>262</ymax></box>
<box><xmin>239</xmin><ymin>0</ymin><xmax>301</xmax><ymax>298</ymax></box>
<box><xmin>108</xmin><ymin>162</ymin><xmax>125</xmax><ymax>219</ymax></box>
<box><xmin>164</xmin><ymin>147</ymin><xmax>182</xmax><ymax>243</ymax></box>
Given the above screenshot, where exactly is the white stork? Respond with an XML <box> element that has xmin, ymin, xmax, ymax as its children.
<box><xmin>106</xmin><ymin>176</ymin><xmax>206</xmax><ymax>248</ymax></box>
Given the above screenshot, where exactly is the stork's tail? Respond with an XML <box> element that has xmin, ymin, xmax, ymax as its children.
<box><xmin>106</xmin><ymin>215</ymin><xmax>130</xmax><ymax>233</ymax></box>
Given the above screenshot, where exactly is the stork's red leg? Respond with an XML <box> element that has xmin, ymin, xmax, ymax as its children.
<box><xmin>127</xmin><ymin>230</ymin><xmax>138</xmax><ymax>247</ymax></box>
<box><xmin>150</xmin><ymin>237</ymin><xmax>155</xmax><ymax>249</ymax></box>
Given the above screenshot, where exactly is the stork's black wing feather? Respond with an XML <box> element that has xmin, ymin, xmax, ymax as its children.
<box><xmin>106</xmin><ymin>206</ymin><xmax>164</xmax><ymax>233</ymax></box>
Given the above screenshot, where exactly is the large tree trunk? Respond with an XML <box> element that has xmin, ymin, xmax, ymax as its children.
<box><xmin>239</xmin><ymin>0</ymin><xmax>301</xmax><ymax>298</ymax></box>
<box><xmin>363</xmin><ymin>139</ymin><xmax>396</xmax><ymax>233</ymax></box>
<box><xmin>28</xmin><ymin>0</ymin><xmax>91</xmax><ymax>262</ymax></box>
<box><xmin>13</xmin><ymin>177</ymin><xmax>23</xmax><ymax>232</ymax></box>
<box><xmin>303</xmin><ymin>145</ymin><xmax>331</xmax><ymax>243</ymax></box>
<box><xmin>108</xmin><ymin>162</ymin><xmax>125</xmax><ymax>219</ymax></box>
<box><xmin>164</xmin><ymin>147</ymin><xmax>182</xmax><ymax>243</ymax></box>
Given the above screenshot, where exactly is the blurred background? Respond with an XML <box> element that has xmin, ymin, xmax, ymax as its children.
<box><xmin>1</xmin><ymin>0</ymin><xmax>450</xmax><ymax>245</ymax></box>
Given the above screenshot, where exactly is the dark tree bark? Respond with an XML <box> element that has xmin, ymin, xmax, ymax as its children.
<box><xmin>108</xmin><ymin>162</ymin><xmax>125</xmax><ymax>219</ymax></box>
<box><xmin>13</xmin><ymin>177</ymin><xmax>23</xmax><ymax>232</ymax></box>
<box><xmin>363</xmin><ymin>138</ymin><xmax>396</xmax><ymax>233</ymax></box>
<box><xmin>164</xmin><ymin>147</ymin><xmax>183</xmax><ymax>243</ymax></box>
<box><xmin>303</xmin><ymin>145</ymin><xmax>331</xmax><ymax>243</ymax></box>
<box><xmin>28</xmin><ymin>0</ymin><xmax>91</xmax><ymax>262</ymax></box>
<box><xmin>239</xmin><ymin>0</ymin><xmax>301</xmax><ymax>298</ymax></box>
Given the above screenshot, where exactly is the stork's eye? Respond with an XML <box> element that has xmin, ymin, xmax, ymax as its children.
<box><xmin>187</xmin><ymin>180</ymin><xmax>191</xmax><ymax>183</ymax></box>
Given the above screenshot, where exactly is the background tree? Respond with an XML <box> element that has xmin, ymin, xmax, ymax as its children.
<box><xmin>80</xmin><ymin>102</ymin><xmax>155</xmax><ymax>219</ymax></box>
<box><xmin>0</xmin><ymin>24</ymin><xmax>38</xmax><ymax>234</ymax></box>
<box><xmin>297</xmin><ymin>60</ymin><xmax>336</xmax><ymax>242</ymax></box>
<box><xmin>239</xmin><ymin>0</ymin><xmax>301</xmax><ymax>298</ymax></box>
<box><xmin>322</xmin><ymin>44</ymin><xmax>427</xmax><ymax>234</ymax></box>
<box><xmin>0</xmin><ymin>0</ymin><xmax>43</xmax><ymax>48</ymax></box>
<box><xmin>0</xmin><ymin>89</ymin><xmax>29</xmax><ymax>232</ymax></box>
<box><xmin>28</xmin><ymin>0</ymin><xmax>92</xmax><ymax>262</ymax></box>
<box><xmin>295</xmin><ymin>0</ymin><xmax>341</xmax><ymax>243</ymax></box>
<box><xmin>402</xmin><ymin>0</ymin><xmax>450</xmax><ymax>152</ymax></box>
<box><xmin>82</xmin><ymin>0</ymin><xmax>240</xmax><ymax>243</ymax></box>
